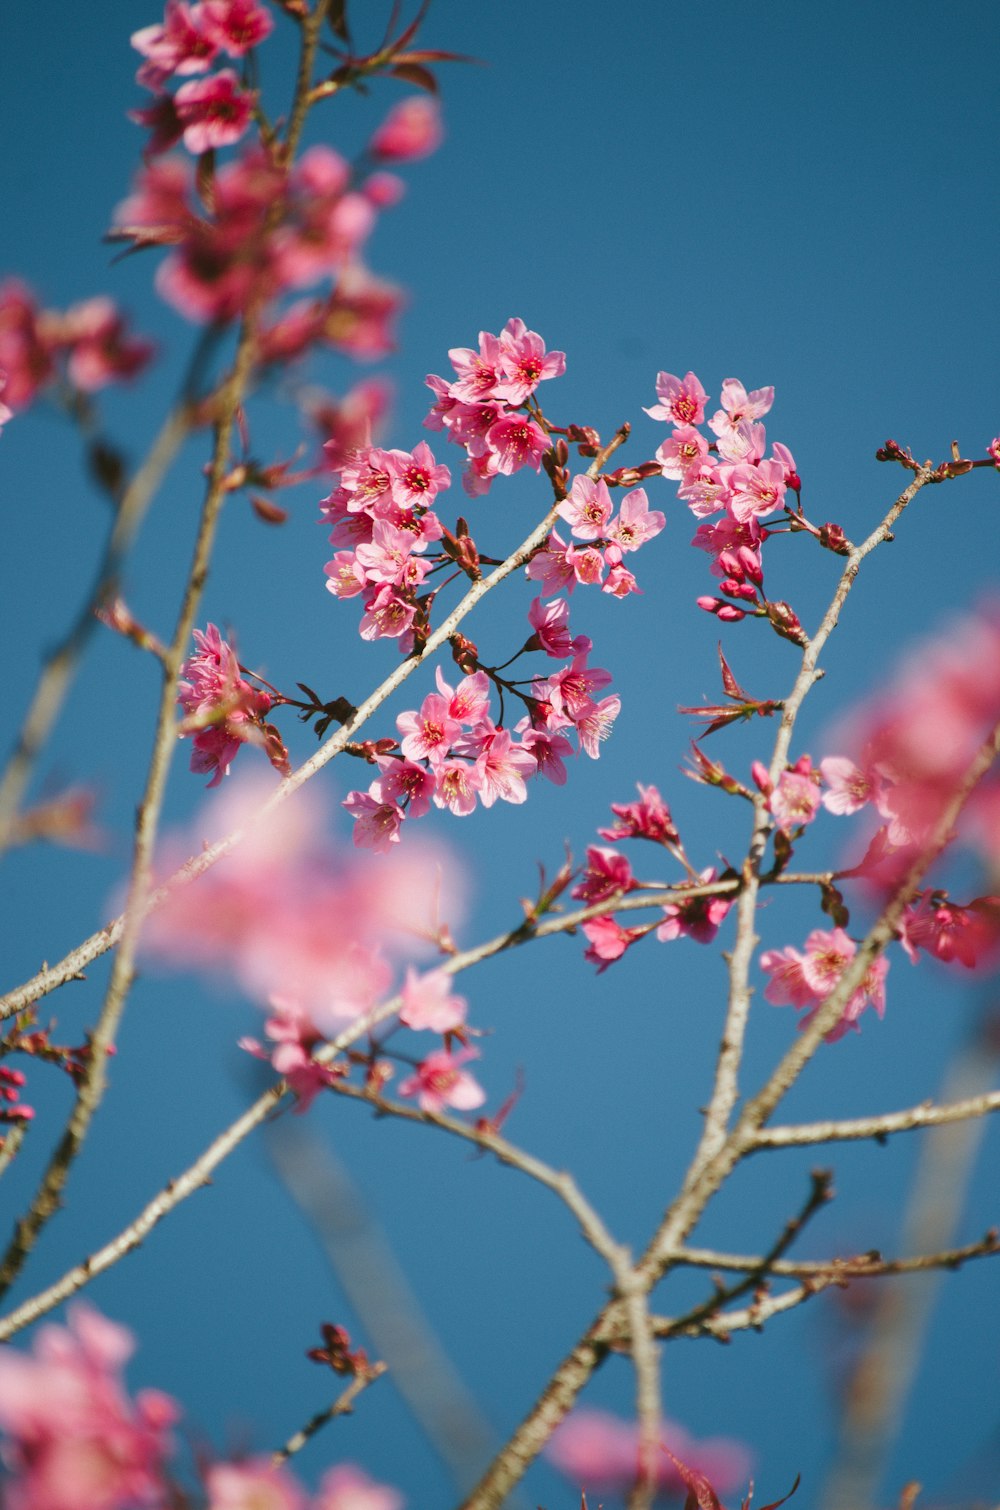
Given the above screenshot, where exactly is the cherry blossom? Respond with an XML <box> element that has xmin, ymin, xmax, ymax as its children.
<box><xmin>761</xmin><ymin>927</ymin><xmax>889</xmax><ymax>1041</ymax></box>
<box><xmin>174</xmin><ymin>69</ymin><xmax>254</xmax><ymax>153</ymax></box>
<box><xmin>0</xmin><ymin>1304</ymin><xmax>178</xmax><ymax>1510</ymax></box>
<box><xmin>398</xmin><ymin>1047</ymin><xmax>485</xmax><ymax>1114</ymax></box>
<box><xmin>645</xmin><ymin>369</ymin><xmax>709</xmax><ymax>427</ymax></box>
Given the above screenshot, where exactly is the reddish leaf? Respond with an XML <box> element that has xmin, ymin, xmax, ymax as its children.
<box><xmin>661</xmin><ymin>1446</ymin><xmax>724</xmax><ymax>1510</ymax></box>
<box><xmin>718</xmin><ymin>643</ymin><xmax>749</xmax><ymax>701</ymax></box>
<box><xmin>389</xmin><ymin>61</ymin><xmax>438</xmax><ymax>92</ymax></box>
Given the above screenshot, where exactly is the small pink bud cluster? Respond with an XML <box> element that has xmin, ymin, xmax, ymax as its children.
<box><xmin>0</xmin><ymin>1065</ymin><xmax>32</xmax><ymax>1124</ymax></box>
<box><xmin>424</xmin><ymin>317</ymin><xmax>566</xmax><ymax>497</ymax></box>
<box><xmin>0</xmin><ymin>281</ymin><xmax>152</xmax><ymax>412</ymax></box>
<box><xmin>177</xmin><ymin>623</ymin><xmax>286</xmax><ymax>787</ymax></box>
<box><xmin>130</xmin><ymin>0</ymin><xmax>274</xmax><ymax>155</ymax></box>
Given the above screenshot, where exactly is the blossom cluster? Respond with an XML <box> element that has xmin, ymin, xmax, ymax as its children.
<box><xmin>142</xmin><ymin>777</ymin><xmax>486</xmax><ymax>1114</ymax></box>
<box><xmin>0</xmin><ymin>1304</ymin><xmax>402</xmax><ymax>1510</ymax></box>
<box><xmin>131</xmin><ymin>0</ymin><xmax>274</xmax><ymax>157</ymax></box>
<box><xmin>425</xmin><ymin>316</ymin><xmax>566</xmax><ymax>496</ymax></box>
<box><xmin>342</xmin><ymin>635</ymin><xmax>620</xmax><ymax>850</ymax></box>
<box><xmin>113</xmin><ymin>143</ymin><xmax>408</xmax><ymax>344</ymax></box>
<box><xmin>646</xmin><ymin>372</ymin><xmax>807</xmax><ymax>627</ymax></box>
<box><xmin>0</xmin><ymin>280</ymin><xmax>152</xmax><ymax>412</ymax></box>
<box><xmin>177</xmin><ymin>622</ymin><xmax>287</xmax><ymax>787</ymax></box>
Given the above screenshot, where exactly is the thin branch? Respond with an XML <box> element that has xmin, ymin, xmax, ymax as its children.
<box><xmin>326</xmin><ymin>1080</ymin><xmax>629</xmax><ymax>1274</ymax></box>
<box><xmin>0</xmin><ymin>320</ymin><xmax>260</xmax><ymax>1302</ymax></box>
<box><xmin>0</xmin><ymin>1124</ymin><xmax>27</xmax><ymax>1181</ymax></box>
<box><xmin>658</xmin><ymin>1170</ymin><xmax>833</xmax><ymax>1344</ymax></box>
<box><xmin>0</xmin><ymin>497</ymin><xmax>563</xmax><ymax>1023</ymax></box>
<box><xmin>691</xmin><ymin>466</ymin><xmax>933</xmax><ymax>1178</ymax></box>
<box><xmin>672</xmin><ymin>1231</ymin><xmax>1000</xmax><ymax>1280</ymax></box>
<box><xmin>753</xmin><ymin>1089</ymin><xmax>1000</xmax><ymax>1148</ymax></box>
<box><xmin>0</xmin><ymin>401</ymin><xmax>192</xmax><ymax>853</ymax></box>
<box><xmin>271</xmin><ymin>1362</ymin><xmax>387</xmax><ymax>1465</ymax></box>
<box><xmin>0</xmin><ymin>430</ymin><xmax>633</xmax><ymax>1022</ymax></box>
<box><xmin>265</xmin><ymin>1119</ymin><xmax>527</xmax><ymax>1506</ymax></box>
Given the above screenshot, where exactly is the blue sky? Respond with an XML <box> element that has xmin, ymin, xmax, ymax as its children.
<box><xmin>1</xmin><ymin>1</ymin><xmax>999</xmax><ymax>1506</ymax></box>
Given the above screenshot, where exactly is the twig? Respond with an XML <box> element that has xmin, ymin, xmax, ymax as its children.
<box><xmin>0</xmin><ymin>401</ymin><xmax>192</xmax><ymax>853</ymax></box>
<box><xmin>671</xmin><ymin>1231</ymin><xmax>1000</xmax><ymax>1280</ymax></box>
<box><xmin>659</xmin><ymin>1170</ymin><xmax>833</xmax><ymax>1342</ymax></box>
<box><xmin>271</xmin><ymin>1362</ymin><xmax>387</xmax><ymax>1465</ymax></box>
<box><xmin>691</xmin><ymin>466</ymin><xmax>934</xmax><ymax>1179</ymax></box>
<box><xmin>265</xmin><ymin>1118</ymin><xmax>517</xmax><ymax>1501</ymax></box>
<box><xmin>0</xmin><ymin>427</ymin><xmax>632</xmax><ymax>1021</ymax></box>
<box><xmin>0</xmin><ymin>1124</ymin><xmax>27</xmax><ymax>1181</ymax></box>
<box><xmin>753</xmin><ymin>1089</ymin><xmax>1000</xmax><ymax>1147</ymax></box>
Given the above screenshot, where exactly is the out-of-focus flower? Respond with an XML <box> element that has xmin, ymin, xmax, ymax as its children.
<box><xmin>0</xmin><ymin>1304</ymin><xmax>178</xmax><ymax>1510</ymax></box>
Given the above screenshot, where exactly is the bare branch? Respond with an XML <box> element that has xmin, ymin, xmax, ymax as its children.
<box><xmin>271</xmin><ymin>1362</ymin><xmax>387</xmax><ymax>1466</ymax></box>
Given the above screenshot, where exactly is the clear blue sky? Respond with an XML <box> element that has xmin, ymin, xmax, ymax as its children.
<box><xmin>2</xmin><ymin>1</ymin><xmax>999</xmax><ymax>1505</ymax></box>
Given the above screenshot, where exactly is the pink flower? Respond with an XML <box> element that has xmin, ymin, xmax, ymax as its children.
<box><xmin>0</xmin><ymin>1304</ymin><xmax>178</xmax><ymax>1510</ymax></box>
<box><xmin>399</xmin><ymin>1047</ymin><xmax>485</xmax><ymax>1114</ymax></box>
<box><xmin>727</xmin><ymin>458</ymin><xmax>787</xmax><ymax>522</ymax></box>
<box><xmin>657</xmin><ymin>876</ymin><xmax>733</xmax><ymax>945</ymax></box>
<box><xmin>342</xmin><ymin>790</ymin><xmax>405</xmax><ymax>853</ymax></box>
<box><xmin>474</xmin><ymin>727</ymin><xmax>537</xmax><ymax>807</ymax></box>
<box><xmin>0</xmin><ymin>280</ymin><xmax>57</xmax><ymax>408</ymax></box>
<box><xmin>369</xmin><ymin>96</ymin><xmax>443</xmax><ymax>161</ymax></box>
<box><xmin>645</xmin><ymin>370</ymin><xmax>708</xmax><ymax>427</ymax></box>
<box><xmin>708</xmin><ymin>377</ymin><xmax>775</xmax><ymax>436</ymax></box>
<box><xmin>656</xmin><ymin>424</ymin><xmax>709</xmax><ymax>481</ymax></box>
<box><xmin>606</xmin><ymin>488</ymin><xmax>665</xmax><ymax>553</ymax></box>
<box><xmin>494</xmin><ymin>316</ymin><xmax>566</xmax><ymax>405</ymax></box>
<box><xmin>575</xmin><ymin>693</ymin><xmax>621</xmax><ymax>758</ymax></box>
<box><xmin>820</xmin><ymin>755</ymin><xmax>879</xmax><ymax>815</ymax></box>
<box><xmin>132</xmin><ymin>2</ymin><xmax>221</xmax><ymax>86</ymax></box>
<box><xmin>433</xmin><ymin>760</ymin><xmax>482</xmax><ymax>816</ymax></box>
<box><xmin>58</xmin><ymin>297</ymin><xmax>153</xmax><ymax>391</ymax></box>
<box><xmin>397</xmin><ymin>693</ymin><xmax>461</xmax><ymax>766</ymax></box>
<box><xmin>174</xmin><ymin>69</ymin><xmax>254</xmax><ymax>154</ymax></box>
<box><xmin>178</xmin><ymin>624</ymin><xmax>275</xmax><ymax>786</ymax></box>
<box><xmin>386</xmin><ymin>440</ymin><xmax>451</xmax><ymax>509</ymax></box>
<box><xmin>358</xmin><ymin>584</ymin><xmax>417</xmax><ymax>641</ymax></box>
<box><xmin>769</xmin><ymin>759</ymin><xmax>822</xmax><ymax>833</ymax></box>
<box><xmin>899</xmin><ymin>892</ymin><xmax>1000</xmax><ymax>970</ymax></box>
<box><xmin>202</xmin><ymin>0</ymin><xmax>274</xmax><ymax>57</ymax></box>
<box><xmin>526</xmin><ymin>596</ymin><xmax>577</xmax><ymax>658</ymax></box>
<box><xmin>373</xmin><ymin>756</ymin><xmax>436</xmax><ymax>819</ymax></box>
<box><xmin>599</xmin><ymin>783</ymin><xmax>679</xmax><ymax>846</ymax></box>
<box><xmin>399</xmin><ymin>966</ymin><xmax>467</xmax><ymax>1033</ymax></box>
<box><xmin>762</xmin><ymin>927</ymin><xmax>889</xmax><ymax>1041</ymax></box>
<box><xmin>547</xmin><ymin>1407</ymin><xmax>751</xmax><ymax>1498</ymax></box>
<box><xmin>315</xmin><ymin>1464</ymin><xmax>404</xmax><ymax>1510</ymax></box>
<box><xmin>557</xmin><ymin>474</ymin><xmax>613</xmax><ymax>539</ymax></box>
<box><xmin>447</xmin><ymin>329</ymin><xmax>505</xmax><ymax>403</ymax></box>
<box><xmin>582</xmin><ymin>914</ymin><xmax>645</xmax><ymax>971</ymax></box>
<box><xmin>571</xmin><ymin>845</ymin><xmax>634</xmax><ymax>906</ymax></box>
<box><xmin>206</xmin><ymin>1459</ymin><xmax>306</xmax><ymax>1510</ymax></box>
<box><xmin>483</xmin><ymin>412</ymin><xmax>549</xmax><ymax>474</ymax></box>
